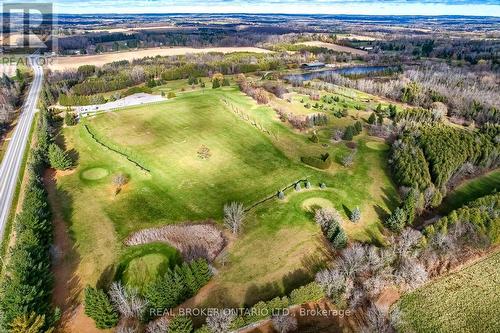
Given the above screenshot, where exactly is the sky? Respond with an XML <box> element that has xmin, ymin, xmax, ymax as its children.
<box><xmin>1</xmin><ymin>0</ymin><xmax>500</xmax><ymax>16</ymax></box>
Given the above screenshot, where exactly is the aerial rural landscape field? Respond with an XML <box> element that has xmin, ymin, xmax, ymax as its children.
<box><xmin>0</xmin><ymin>1</ymin><xmax>499</xmax><ymax>333</ymax></box>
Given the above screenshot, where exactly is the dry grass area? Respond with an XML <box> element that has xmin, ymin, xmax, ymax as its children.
<box><xmin>125</xmin><ymin>223</ymin><xmax>226</xmax><ymax>261</ymax></box>
<box><xmin>49</xmin><ymin>46</ymin><xmax>273</xmax><ymax>71</ymax></box>
<box><xmin>336</xmin><ymin>33</ymin><xmax>377</xmax><ymax>41</ymax></box>
<box><xmin>0</xmin><ymin>63</ymin><xmax>16</xmax><ymax>77</ymax></box>
<box><xmin>296</xmin><ymin>41</ymin><xmax>368</xmax><ymax>56</ymax></box>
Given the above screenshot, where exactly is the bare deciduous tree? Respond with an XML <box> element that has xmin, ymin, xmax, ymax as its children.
<box><xmin>206</xmin><ymin>309</ymin><xmax>236</xmax><ymax>333</ymax></box>
<box><xmin>360</xmin><ymin>304</ymin><xmax>394</xmax><ymax>333</ymax></box>
<box><xmin>315</xmin><ymin>268</ymin><xmax>346</xmax><ymax>299</ymax></box>
<box><xmin>223</xmin><ymin>202</ymin><xmax>245</xmax><ymax>234</ymax></box>
<box><xmin>272</xmin><ymin>314</ymin><xmax>298</xmax><ymax>333</ymax></box>
<box><xmin>314</xmin><ymin>207</ymin><xmax>342</xmax><ymax>230</ymax></box>
<box><xmin>145</xmin><ymin>317</ymin><xmax>169</xmax><ymax>333</ymax></box>
<box><xmin>109</xmin><ymin>281</ymin><xmax>147</xmax><ymax>319</ymax></box>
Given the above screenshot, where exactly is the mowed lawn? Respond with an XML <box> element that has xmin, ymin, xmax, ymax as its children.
<box><xmin>439</xmin><ymin>170</ymin><xmax>500</xmax><ymax>215</ymax></box>
<box><xmin>397</xmin><ymin>250</ymin><xmax>500</xmax><ymax>333</ymax></box>
<box><xmin>56</xmin><ymin>86</ymin><xmax>396</xmax><ymax>299</ymax></box>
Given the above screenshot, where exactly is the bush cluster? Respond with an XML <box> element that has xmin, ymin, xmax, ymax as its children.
<box><xmin>144</xmin><ymin>259</ymin><xmax>212</xmax><ymax>318</ymax></box>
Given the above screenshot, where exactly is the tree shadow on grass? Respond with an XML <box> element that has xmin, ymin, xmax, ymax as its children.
<box><xmin>97</xmin><ymin>264</ymin><xmax>116</xmax><ymax>290</ymax></box>
<box><xmin>67</xmin><ymin>148</ymin><xmax>80</xmax><ymax>167</ymax></box>
<box><xmin>282</xmin><ymin>268</ymin><xmax>313</xmax><ymax>295</ymax></box>
<box><xmin>342</xmin><ymin>204</ymin><xmax>352</xmax><ymax>218</ymax></box>
<box><xmin>374</xmin><ymin>204</ymin><xmax>390</xmax><ymax>222</ymax></box>
<box><xmin>381</xmin><ymin>186</ymin><xmax>400</xmax><ymax>211</ymax></box>
<box><xmin>244</xmin><ymin>282</ymin><xmax>282</xmax><ymax>307</ymax></box>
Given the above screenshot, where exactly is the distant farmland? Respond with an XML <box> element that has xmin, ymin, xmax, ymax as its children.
<box><xmin>49</xmin><ymin>46</ymin><xmax>272</xmax><ymax>71</ymax></box>
<box><xmin>397</xmin><ymin>250</ymin><xmax>500</xmax><ymax>333</ymax></box>
<box><xmin>295</xmin><ymin>41</ymin><xmax>368</xmax><ymax>56</ymax></box>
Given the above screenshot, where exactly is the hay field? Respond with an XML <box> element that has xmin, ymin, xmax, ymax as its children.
<box><xmin>397</xmin><ymin>250</ymin><xmax>500</xmax><ymax>333</ymax></box>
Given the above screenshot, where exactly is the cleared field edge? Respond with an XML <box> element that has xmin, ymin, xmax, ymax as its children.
<box><xmin>0</xmin><ymin>113</ymin><xmax>38</xmax><ymax>273</ymax></box>
<box><xmin>49</xmin><ymin>46</ymin><xmax>273</xmax><ymax>71</ymax></box>
<box><xmin>397</xmin><ymin>249</ymin><xmax>500</xmax><ymax>333</ymax></box>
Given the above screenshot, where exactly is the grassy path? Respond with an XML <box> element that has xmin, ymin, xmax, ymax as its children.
<box><xmin>439</xmin><ymin>169</ymin><xmax>500</xmax><ymax>214</ymax></box>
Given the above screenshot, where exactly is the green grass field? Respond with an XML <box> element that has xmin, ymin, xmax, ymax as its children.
<box><xmin>397</xmin><ymin>250</ymin><xmax>500</xmax><ymax>333</ymax></box>
<box><xmin>55</xmin><ymin>84</ymin><xmax>397</xmax><ymax>304</ymax></box>
<box><xmin>439</xmin><ymin>170</ymin><xmax>500</xmax><ymax>214</ymax></box>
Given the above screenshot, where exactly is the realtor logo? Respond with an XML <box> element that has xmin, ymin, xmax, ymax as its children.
<box><xmin>0</xmin><ymin>2</ymin><xmax>56</xmax><ymax>54</ymax></box>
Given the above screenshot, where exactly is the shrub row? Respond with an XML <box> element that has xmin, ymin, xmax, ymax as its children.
<box><xmin>301</xmin><ymin>153</ymin><xmax>332</xmax><ymax>169</ymax></box>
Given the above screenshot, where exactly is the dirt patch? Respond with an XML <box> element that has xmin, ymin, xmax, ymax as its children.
<box><xmin>125</xmin><ymin>222</ymin><xmax>226</xmax><ymax>261</ymax></box>
<box><xmin>62</xmin><ymin>305</ymin><xmax>110</xmax><ymax>333</ymax></box>
<box><xmin>375</xmin><ymin>287</ymin><xmax>401</xmax><ymax>314</ymax></box>
<box><xmin>43</xmin><ymin>169</ymin><xmax>83</xmax><ymax>332</ymax></box>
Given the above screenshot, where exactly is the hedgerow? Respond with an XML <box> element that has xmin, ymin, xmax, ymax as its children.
<box><xmin>0</xmin><ymin>107</ymin><xmax>57</xmax><ymax>331</ymax></box>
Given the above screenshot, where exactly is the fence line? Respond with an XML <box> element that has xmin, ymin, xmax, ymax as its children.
<box><xmin>84</xmin><ymin>125</ymin><xmax>151</xmax><ymax>173</ymax></box>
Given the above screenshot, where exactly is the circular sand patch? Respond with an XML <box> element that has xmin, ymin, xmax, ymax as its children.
<box><xmin>365</xmin><ymin>141</ymin><xmax>390</xmax><ymax>151</ymax></box>
<box><xmin>302</xmin><ymin>197</ymin><xmax>334</xmax><ymax>212</ymax></box>
<box><xmin>81</xmin><ymin>167</ymin><xmax>109</xmax><ymax>180</ymax></box>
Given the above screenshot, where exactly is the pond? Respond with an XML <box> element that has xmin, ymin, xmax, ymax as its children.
<box><xmin>284</xmin><ymin>65</ymin><xmax>398</xmax><ymax>81</ymax></box>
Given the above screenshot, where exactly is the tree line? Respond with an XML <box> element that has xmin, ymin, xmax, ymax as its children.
<box><xmin>0</xmin><ymin>106</ymin><xmax>59</xmax><ymax>332</ymax></box>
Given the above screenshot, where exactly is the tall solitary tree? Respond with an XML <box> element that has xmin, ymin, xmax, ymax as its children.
<box><xmin>350</xmin><ymin>207</ymin><xmax>361</xmax><ymax>223</ymax></box>
<box><xmin>223</xmin><ymin>202</ymin><xmax>245</xmax><ymax>234</ymax></box>
<box><xmin>368</xmin><ymin>112</ymin><xmax>376</xmax><ymax>124</ymax></box>
<box><xmin>84</xmin><ymin>287</ymin><xmax>119</xmax><ymax>329</ymax></box>
<box><xmin>48</xmin><ymin>143</ymin><xmax>72</xmax><ymax>170</ymax></box>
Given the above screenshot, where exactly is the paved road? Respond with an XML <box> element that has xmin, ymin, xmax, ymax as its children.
<box><xmin>0</xmin><ymin>57</ymin><xmax>43</xmax><ymax>243</ymax></box>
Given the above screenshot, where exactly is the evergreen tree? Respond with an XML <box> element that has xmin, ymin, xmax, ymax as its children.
<box><xmin>180</xmin><ymin>263</ymin><xmax>197</xmax><ymax>296</ymax></box>
<box><xmin>145</xmin><ymin>269</ymin><xmax>182</xmax><ymax>312</ymax></box>
<box><xmin>37</xmin><ymin>111</ymin><xmax>52</xmax><ymax>157</ymax></box>
<box><xmin>326</xmin><ymin>222</ymin><xmax>340</xmax><ymax>241</ymax></box>
<box><xmin>192</xmin><ymin>259</ymin><xmax>212</xmax><ymax>289</ymax></box>
<box><xmin>388</xmin><ymin>104</ymin><xmax>397</xmax><ymax>118</ymax></box>
<box><xmin>350</xmin><ymin>207</ymin><xmax>361</xmax><ymax>223</ymax></box>
<box><xmin>83</xmin><ymin>287</ymin><xmax>119</xmax><ymax>329</ymax></box>
<box><xmin>377</xmin><ymin>114</ymin><xmax>384</xmax><ymax>125</ymax></box>
<box><xmin>212</xmin><ymin>79</ymin><xmax>220</xmax><ymax>89</ymax></box>
<box><xmin>173</xmin><ymin>265</ymin><xmax>189</xmax><ymax>299</ymax></box>
<box><xmin>64</xmin><ymin>112</ymin><xmax>77</xmax><ymax>126</ymax></box>
<box><xmin>354</xmin><ymin>121</ymin><xmax>362</xmax><ymax>134</ymax></box>
<box><xmin>9</xmin><ymin>312</ymin><xmax>54</xmax><ymax>333</ymax></box>
<box><xmin>331</xmin><ymin>227</ymin><xmax>348</xmax><ymax>249</ymax></box>
<box><xmin>384</xmin><ymin>207</ymin><xmax>407</xmax><ymax>232</ymax></box>
<box><xmin>342</xmin><ymin>125</ymin><xmax>355</xmax><ymax>141</ymax></box>
<box><xmin>368</xmin><ymin>112</ymin><xmax>376</xmax><ymax>124</ymax></box>
<box><xmin>168</xmin><ymin>315</ymin><xmax>194</xmax><ymax>333</ymax></box>
<box><xmin>402</xmin><ymin>188</ymin><xmax>419</xmax><ymax>226</ymax></box>
<box><xmin>48</xmin><ymin>144</ymin><xmax>72</xmax><ymax>170</ymax></box>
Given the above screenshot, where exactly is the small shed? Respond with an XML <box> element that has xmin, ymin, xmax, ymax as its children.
<box><xmin>300</xmin><ymin>62</ymin><xmax>325</xmax><ymax>69</ymax></box>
